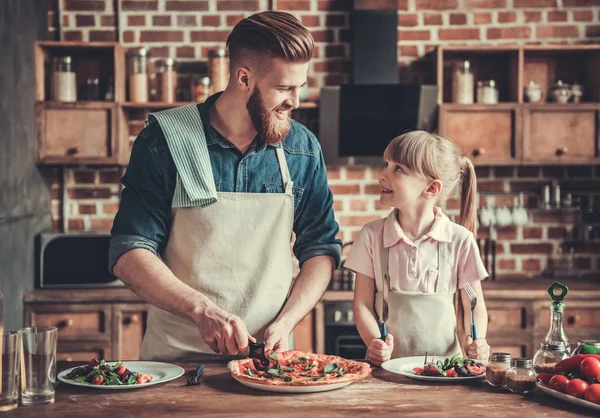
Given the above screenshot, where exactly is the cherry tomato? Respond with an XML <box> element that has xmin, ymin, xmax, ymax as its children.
<box><xmin>584</xmin><ymin>384</ymin><xmax>600</xmax><ymax>405</ymax></box>
<box><xmin>136</xmin><ymin>373</ymin><xmax>152</xmax><ymax>384</ymax></box>
<box><xmin>549</xmin><ymin>374</ymin><xmax>570</xmax><ymax>393</ymax></box>
<box><xmin>580</xmin><ymin>357</ymin><xmax>600</xmax><ymax>380</ymax></box>
<box><xmin>91</xmin><ymin>375</ymin><xmax>104</xmax><ymax>385</ymax></box>
<box><xmin>445</xmin><ymin>368</ymin><xmax>456</xmax><ymax>377</ymax></box>
<box><xmin>413</xmin><ymin>367</ymin><xmax>424</xmax><ymax>375</ymax></box>
<box><xmin>116</xmin><ymin>364</ymin><xmax>127</xmax><ymax>376</ymax></box>
<box><xmin>537</xmin><ymin>373</ymin><xmax>553</xmax><ymax>385</ymax></box>
<box><xmin>466</xmin><ymin>365</ymin><xmax>485</xmax><ymax>375</ymax></box>
<box><xmin>566</xmin><ymin>378</ymin><xmax>588</xmax><ymax>399</ymax></box>
<box><xmin>423</xmin><ymin>365</ymin><xmax>443</xmax><ymax>376</ymax></box>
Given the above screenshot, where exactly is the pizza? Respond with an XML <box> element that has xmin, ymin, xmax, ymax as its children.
<box><xmin>227</xmin><ymin>350</ymin><xmax>371</xmax><ymax>386</ymax></box>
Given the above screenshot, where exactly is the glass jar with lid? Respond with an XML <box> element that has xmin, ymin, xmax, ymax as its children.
<box><xmin>505</xmin><ymin>358</ymin><xmax>537</xmax><ymax>394</ymax></box>
<box><xmin>156</xmin><ymin>58</ymin><xmax>178</xmax><ymax>103</ymax></box>
<box><xmin>486</xmin><ymin>352</ymin><xmax>511</xmax><ymax>388</ymax></box>
<box><xmin>209</xmin><ymin>48</ymin><xmax>229</xmax><ymax>94</ymax></box>
<box><xmin>52</xmin><ymin>56</ymin><xmax>77</xmax><ymax>102</ymax></box>
<box><xmin>452</xmin><ymin>60</ymin><xmax>474</xmax><ymax>104</ymax></box>
<box><xmin>477</xmin><ymin>80</ymin><xmax>499</xmax><ymax>104</ymax></box>
<box><xmin>190</xmin><ymin>75</ymin><xmax>211</xmax><ymax>103</ymax></box>
<box><xmin>127</xmin><ymin>47</ymin><xmax>149</xmax><ymax>102</ymax></box>
<box><xmin>572</xmin><ymin>340</ymin><xmax>600</xmax><ymax>356</ymax></box>
<box><xmin>533</xmin><ymin>342</ymin><xmax>569</xmax><ymax>374</ymax></box>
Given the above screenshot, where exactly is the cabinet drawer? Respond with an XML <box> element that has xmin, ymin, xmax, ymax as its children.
<box><xmin>487</xmin><ymin>307</ymin><xmax>526</xmax><ymax>330</ymax></box>
<box><xmin>113</xmin><ymin>305</ymin><xmax>148</xmax><ymax>361</ymax></box>
<box><xmin>536</xmin><ymin>304</ymin><xmax>600</xmax><ymax>331</ymax></box>
<box><xmin>25</xmin><ymin>304</ymin><xmax>111</xmax><ymax>341</ymax></box>
<box><xmin>57</xmin><ymin>342</ymin><xmax>112</xmax><ymax>362</ymax></box>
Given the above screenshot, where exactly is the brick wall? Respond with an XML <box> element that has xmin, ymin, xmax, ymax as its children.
<box><xmin>46</xmin><ymin>0</ymin><xmax>600</xmax><ymax>277</ymax></box>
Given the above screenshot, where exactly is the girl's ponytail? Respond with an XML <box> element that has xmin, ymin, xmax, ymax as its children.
<box><xmin>459</xmin><ymin>156</ymin><xmax>477</xmax><ymax>235</ymax></box>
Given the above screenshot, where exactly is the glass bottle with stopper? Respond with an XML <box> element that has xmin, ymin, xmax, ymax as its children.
<box><xmin>533</xmin><ymin>282</ymin><xmax>571</xmax><ymax>374</ymax></box>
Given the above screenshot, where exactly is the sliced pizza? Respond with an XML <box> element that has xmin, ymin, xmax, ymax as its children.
<box><xmin>228</xmin><ymin>350</ymin><xmax>371</xmax><ymax>386</ymax></box>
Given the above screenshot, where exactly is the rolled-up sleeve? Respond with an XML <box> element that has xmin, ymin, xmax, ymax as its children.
<box><xmin>109</xmin><ymin>124</ymin><xmax>175</xmax><ymax>273</ymax></box>
<box><xmin>293</xmin><ymin>149</ymin><xmax>342</xmax><ymax>268</ymax></box>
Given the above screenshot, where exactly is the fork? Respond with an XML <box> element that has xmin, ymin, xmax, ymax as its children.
<box><xmin>187</xmin><ymin>364</ymin><xmax>205</xmax><ymax>386</ymax></box>
<box><xmin>463</xmin><ymin>283</ymin><xmax>478</xmax><ymax>340</ymax></box>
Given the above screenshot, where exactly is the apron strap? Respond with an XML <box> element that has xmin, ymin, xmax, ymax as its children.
<box><xmin>379</xmin><ymin>234</ymin><xmax>390</xmax><ymax>322</ymax></box>
<box><xmin>149</xmin><ymin>104</ymin><xmax>218</xmax><ymax>208</ymax></box>
<box><xmin>435</xmin><ymin>241</ymin><xmax>448</xmax><ymax>293</ymax></box>
<box><xmin>275</xmin><ymin>147</ymin><xmax>293</xmax><ymax>194</ymax></box>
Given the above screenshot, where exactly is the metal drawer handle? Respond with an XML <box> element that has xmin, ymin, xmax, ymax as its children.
<box><xmin>555</xmin><ymin>147</ymin><xmax>568</xmax><ymax>157</ymax></box>
<box><xmin>123</xmin><ymin>314</ymin><xmax>140</xmax><ymax>325</ymax></box>
<box><xmin>472</xmin><ymin>148</ymin><xmax>485</xmax><ymax>157</ymax></box>
<box><xmin>58</xmin><ymin>318</ymin><xmax>74</xmax><ymax>329</ymax></box>
<box><xmin>66</xmin><ymin>147</ymin><xmax>79</xmax><ymax>156</ymax></box>
<box><xmin>567</xmin><ymin>314</ymin><xmax>580</xmax><ymax>325</ymax></box>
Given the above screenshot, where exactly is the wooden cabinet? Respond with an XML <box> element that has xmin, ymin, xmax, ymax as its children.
<box><xmin>113</xmin><ymin>304</ymin><xmax>149</xmax><ymax>361</ymax></box>
<box><xmin>436</xmin><ymin>45</ymin><xmax>600</xmax><ymax>165</ymax></box>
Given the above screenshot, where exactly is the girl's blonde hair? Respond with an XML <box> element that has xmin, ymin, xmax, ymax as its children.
<box><xmin>383</xmin><ymin>130</ymin><xmax>477</xmax><ymax>234</ymax></box>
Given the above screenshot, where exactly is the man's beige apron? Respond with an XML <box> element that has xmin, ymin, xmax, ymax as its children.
<box><xmin>375</xmin><ymin>237</ymin><xmax>462</xmax><ymax>358</ymax></box>
<box><xmin>139</xmin><ymin>109</ymin><xmax>294</xmax><ymax>361</ymax></box>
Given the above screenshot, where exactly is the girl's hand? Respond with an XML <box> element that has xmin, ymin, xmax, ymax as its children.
<box><xmin>464</xmin><ymin>336</ymin><xmax>490</xmax><ymax>360</ymax></box>
<box><xmin>367</xmin><ymin>334</ymin><xmax>394</xmax><ymax>366</ymax></box>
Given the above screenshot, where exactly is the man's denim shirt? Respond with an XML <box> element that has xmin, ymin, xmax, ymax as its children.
<box><xmin>109</xmin><ymin>94</ymin><xmax>342</xmax><ymax>273</ymax></box>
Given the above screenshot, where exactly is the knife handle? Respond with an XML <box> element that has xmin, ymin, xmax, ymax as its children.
<box><xmin>380</xmin><ymin>323</ymin><xmax>387</xmax><ymax>341</ymax></box>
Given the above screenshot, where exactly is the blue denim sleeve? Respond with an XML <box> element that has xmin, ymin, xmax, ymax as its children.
<box><xmin>108</xmin><ymin>122</ymin><xmax>176</xmax><ymax>273</ymax></box>
<box><xmin>293</xmin><ymin>147</ymin><xmax>342</xmax><ymax>269</ymax></box>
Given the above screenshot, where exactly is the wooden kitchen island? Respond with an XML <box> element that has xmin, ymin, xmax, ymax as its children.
<box><xmin>3</xmin><ymin>360</ymin><xmax>598</xmax><ymax>417</ymax></box>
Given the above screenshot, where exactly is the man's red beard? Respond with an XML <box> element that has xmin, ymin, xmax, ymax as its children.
<box><xmin>246</xmin><ymin>85</ymin><xmax>293</xmax><ymax>145</ymax></box>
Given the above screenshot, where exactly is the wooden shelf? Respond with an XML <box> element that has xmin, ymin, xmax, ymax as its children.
<box><xmin>440</xmin><ymin>103</ymin><xmax>519</xmax><ymax>110</ymax></box>
<box><xmin>37</xmin><ymin>100</ymin><xmax>117</xmax><ymax>109</ymax></box>
<box><xmin>121</xmin><ymin>101</ymin><xmax>319</xmax><ymax>110</ymax></box>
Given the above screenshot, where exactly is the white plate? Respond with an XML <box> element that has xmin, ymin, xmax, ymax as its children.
<box><xmin>537</xmin><ymin>383</ymin><xmax>600</xmax><ymax>412</ymax></box>
<box><xmin>58</xmin><ymin>361</ymin><xmax>185</xmax><ymax>390</ymax></box>
<box><xmin>231</xmin><ymin>375</ymin><xmax>354</xmax><ymax>393</ymax></box>
<box><xmin>381</xmin><ymin>356</ymin><xmax>486</xmax><ymax>382</ymax></box>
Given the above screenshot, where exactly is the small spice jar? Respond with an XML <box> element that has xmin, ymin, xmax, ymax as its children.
<box><xmin>52</xmin><ymin>56</ymin><xmax>77</xmax><ymax>102</ymax></box>
<box><xmin>156</xmin><ymin>58</ymin><xmax>178</xmax><ymax>103</ymax></box>
<box><xmin>533</xmin><ymin>342</ymin><xmax>569</xmax><ymax>374</ymax></box>
<box><xmin>209</xmin><ymin>48</ymin><xmax>229</xmax><ymax>94</ymax></box>
<box><xmin>505</xmin><ymin>358</ymin><xmax>537</xmax><ymax>394</ymax></box>
<box><xmin>190</xmin><ymin>75</ymin><xmax>211</xmax><ymax>103</ymax></box>
<box><xmin>486</xmin><ymin>352</ymin><xmax>511</xmax><ymax>388</ymax></box>
<box><xmin>477</xmin><ymin>80</ymin><xmax>499</xmax><ymax>104</ymax></box>
<box><xmin>452</xmin><ymin>60</ymin><xmax>474</xmax><ymax>104</ymax></box>
<box><xmin>127</xmin><ymin>47</ymin><xmax>149</xmax><ymax>102</ymax></box>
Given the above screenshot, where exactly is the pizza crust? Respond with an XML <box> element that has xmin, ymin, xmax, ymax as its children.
<box><xmin>227</xmin><ymin>350</ymin><xmax>371</xmax><ymax>386</ymax></box>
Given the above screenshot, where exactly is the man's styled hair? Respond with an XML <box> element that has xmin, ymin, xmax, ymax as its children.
<box><xmin>226</xmin><ymin>11</ymin><xmax>314</xmax><ymax>71</ymax></box>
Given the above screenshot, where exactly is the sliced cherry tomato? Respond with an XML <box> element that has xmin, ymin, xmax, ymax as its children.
<box><xmin>136</xmin><ymin>373</ymin><xmax>152</xmax><ymax>384</ymax></box>
<box><xmin>566</xmin><ymin>378</ymin><xmax>588</xmax><ymax>399</ymax></box>
<box><xmin>537</xmin><ymin>373</ymin><xmax>553</xmax><ymax>385</ymax></box>
<box><xmin>580</xmin><ymin>357</ymin><xmax>600</xmax><ymax>380</ymax></box>
<box><xmin>116</xmin><ymin>364</ymin><xmax>127</xmax><ymax>376</ymax></box>
<box><xmin>466</xmin><ymin>365</ymin><xmax>485</xmax><ymax>375</ymax></box>
<box><xmin>549</xmin><ymin>375</ymin><xmax>570</xmax><ymax>393</ymax></box>
<box><xmin>91</xmin><ymin>375</ymin><xmax>104</xmax><ymax>385</ymax></box>
<box><xmin>584</xmin><ymin>384</ymin><xmax>600</xmax><ymax>405</ymax></box>
<box><xmin>445</xmin><ymin>368</ymin><xmax>456</xmax><ymax>377</ymax></box>
<box><xmin>413</xmin><ymin>367</ymin><xmax>424</xmax><ymax>375</ymax></box>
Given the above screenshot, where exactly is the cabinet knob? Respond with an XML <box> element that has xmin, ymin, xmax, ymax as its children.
<box><xmin>555</xmin><ymin>147</ymin><xmax>568</xmax><ymax>157</ymax></box>
<box><xmin>567</xmin><ymin>314</ymin><xmax>580</xmax><ymax>326</ymax></box>
<box><xmin>472</xmin><ymin>148</ymin><xmax>485</xmax><ymax>157</ymax></box>
<box><xmin>58</xmin><ymin>318</ymin><xmax>74</xmax><ymax>329</ymax></box>
<box><xmin>488</xmin><ymin>314</ymin><xmax>495</xmax><ymax>323</ymax></box>
<box><xmin>123</xmin><ymin>314</ymin><xmax>140</xmax><ymax>325</ymax></box>
<box><xmin>65</xmin><ymin>356</ymin><xmax>73</xmax><ymax>362</ymax></box>
<box><xmin>66</xmin><ymin>147</ymin><xmax>79</xmax><ymax>156</ymax></box>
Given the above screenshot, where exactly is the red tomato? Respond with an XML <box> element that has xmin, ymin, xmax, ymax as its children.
<box><xmin>136</xmin><ymin>373</ymin><xmax>152</xmax><ymax>384</ymax></box>
<box><xmin>116</xmin><ymin>364</ymin><xmax>126</xmax><ymax>376</ymax></box>
<box><xmin>549</xmin><ymin>375</ymin><xmax>570</xmax><ymax>393</ymax></box>
<box><xmin>580</xmin><ymin>357</ymin><xmax>600</xmax><ymax>380</ymax></box>
<box><xmin>537</xmin><ymin>373</ymin><xmax>553</xmax><ymax>385</ymax></box>
<box><xmin>466</xmin><ymin>365</ymin><xmax>485</xmax><ymax>375</ymax></box>
<box><xmin>445</xmin><ymin>368</ymin><xmax>456</xmax><ymax>377</ymax></box>
<box><xmin>413</xmin><ymin>367</ymin><xmax>424</xmax><ymax>375</ymax></box>
<box><xmin>584</xmin><ymin>384</ymin><xmax>600</xmax><ymax>405</ymax></box>
<box><xmin>91</xmin><ymin>375</ymin><xmax>104</xmax><ymax>385</ymax></box>
<box><xmin>566</xmin><ymin>379</ymin><xmax>589</xmax><ymax>399</ymax></box>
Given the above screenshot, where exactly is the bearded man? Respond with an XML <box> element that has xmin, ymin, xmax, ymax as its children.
<box><xmin>109</xmin><ymin>11</ymin><xmax>341</xmax><ymax>360</ymax></box>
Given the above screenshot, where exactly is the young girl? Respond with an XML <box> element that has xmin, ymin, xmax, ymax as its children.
<box><xmin>345</xmin><ymin>131</ymin><xmax>490</xmax><ymax>366</ymax></box>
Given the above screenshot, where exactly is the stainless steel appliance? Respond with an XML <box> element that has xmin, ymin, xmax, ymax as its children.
<box><xmin>324</xmin><ymin>301</ymin><xmax>367</xmax><ymax>359</ymax></box>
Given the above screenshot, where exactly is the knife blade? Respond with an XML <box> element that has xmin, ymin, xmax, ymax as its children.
<box><xmin>381</xmin><ymin>272</ymin><xmax>389</xmax><ymax>340</ymax></box>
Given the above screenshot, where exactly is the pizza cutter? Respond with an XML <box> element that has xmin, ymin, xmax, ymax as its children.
<box><xmin>248</xmin><ymin>340</ymin><xmax>270</xmax><ymax>368</ymax></box>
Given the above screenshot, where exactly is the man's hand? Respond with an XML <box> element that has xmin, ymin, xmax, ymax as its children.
<box><xmin>464</xmin><ymin>336</ymin><xmax>490</xmax><ymax>360</ymax></box>
<box><xmin>264</xmin><ymin>321</ymin><xmax>293</xmax><ymax>352</ymax></box>
<box><xmin>196</xmin><ymin>304</ymin><xmax>251</xmax><ymax>355</ymax></box>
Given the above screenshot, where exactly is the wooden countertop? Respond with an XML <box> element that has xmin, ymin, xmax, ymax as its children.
<box><xmin>3</xmin><ymin>360</ymin><xmax>598</xmax><ymax>417</ymax></box>
<box><xmin>24</xmin><ymin>277</ymin><xmax>600</xmax><ymax>303</ymax></box>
